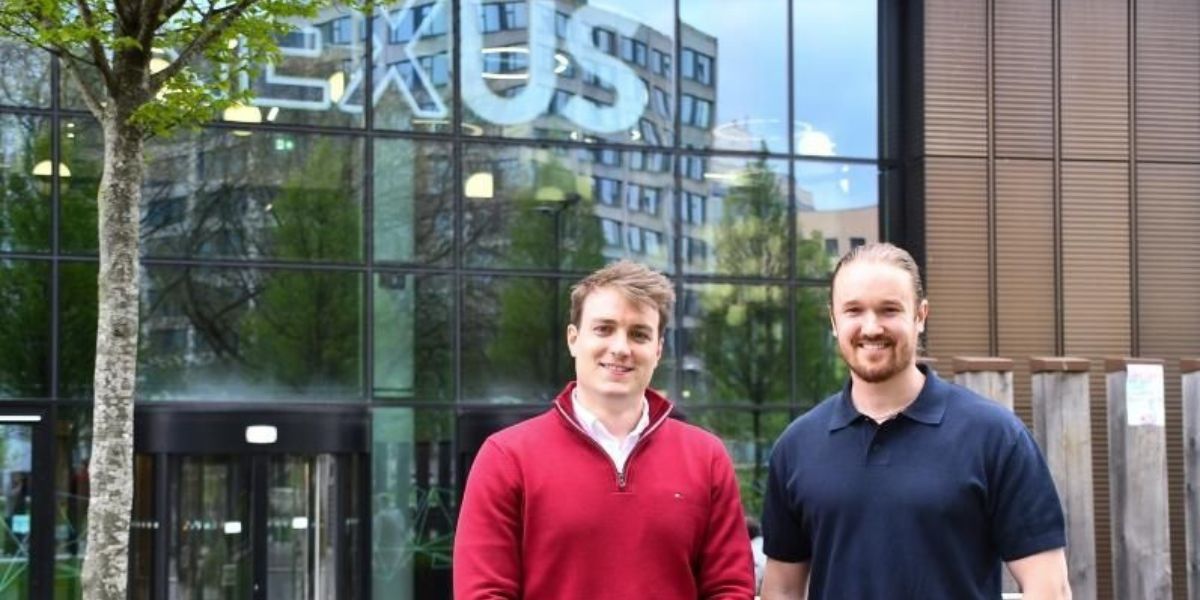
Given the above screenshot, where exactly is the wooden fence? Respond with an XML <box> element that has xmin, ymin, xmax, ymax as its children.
<box><xmin>947</xmin><ymin>356</ymin><xmax>1200</xmax><ymax>600</ymax></box>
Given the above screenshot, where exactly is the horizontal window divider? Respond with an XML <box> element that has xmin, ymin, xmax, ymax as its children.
<box><xmin>0</xmin><ymin>105</ymin><xmax>55</xmax><ymax>117</ymax></box>
<box><xmin>0</xmin><ymin>252</ymin><xmax>55</xmax><ymax>261</ymax></box>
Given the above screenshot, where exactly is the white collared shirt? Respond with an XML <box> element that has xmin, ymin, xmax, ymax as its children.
<box><xmin>571</xmin><ymin>390</ymin><xmax>650</xmax><ymax>473</ymax></box>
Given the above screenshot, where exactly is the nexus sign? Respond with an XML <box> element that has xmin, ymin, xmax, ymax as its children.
<box><xmin>249</xmin><ymin>0</ymin><xmax>648</xmax><ymax>134</ymax></box>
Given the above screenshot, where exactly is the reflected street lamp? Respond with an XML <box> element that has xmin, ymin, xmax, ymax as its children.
<box><xmin>536</xmin><ymin>190</ymin><xmax>580</xmax><ymax>382</ymax></box>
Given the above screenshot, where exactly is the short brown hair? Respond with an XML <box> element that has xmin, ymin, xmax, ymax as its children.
<box><xmin>830</xmin><ymin>242</ymin><xmax>925</xmax><ymax>306</ymax></box>
<box><xmin>569</xmin><ymin>260</ymin><xmax>675</xmax><ymax>336</ymax></box>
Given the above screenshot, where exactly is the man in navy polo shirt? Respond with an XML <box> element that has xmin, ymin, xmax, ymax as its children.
<box><xmin>760</xmin><ymin>243</ymin><xmax>1070</xmax><ymax>599</ymax></box>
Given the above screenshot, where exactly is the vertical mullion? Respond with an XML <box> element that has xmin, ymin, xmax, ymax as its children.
<box><xmin>786</xmin><ymin>0</ymin><xmax>799</xmax><ymax>413</ymax></box>
<box><xmin>671</xmin><ymin>0</ymin><xmax>684</xmax><ymax>404</ymax></box>
<box><xmin>364</xmin><ymin>6</ymin><xmax>376</xmax><ymax>403</ymax></box>
<box><xmin>50</xmin><ymin>56</ymin><xmax>62</xmax><ymax>401</ymax></box>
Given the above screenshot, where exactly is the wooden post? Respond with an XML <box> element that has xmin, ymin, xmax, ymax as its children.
<box><xmin>1106</xmin><ymin>357</ymin><xmax>1172</xmax><ymax>599</ymax></box>
<box><xmin>1182</xmin><ymin>358</ymin><xmax>1200</xmax><ymax>600</ymax></box>
<box><xmin>1030</xmin><ymin>357</ymin><xmax>1097</xmax><ymax>600</ymax></box>
<box><xmin>953</xmin><ymin>357</ymin><xmax>1015</xmax><ymax>410</ymax></box>
<box><xmin>953</xmin><ymin>357</ymin><xmax>1017</xmax><ymax>595</ymax></box>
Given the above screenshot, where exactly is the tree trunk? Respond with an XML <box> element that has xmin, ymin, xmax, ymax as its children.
<box><xmin>80</xmin><ymin>113</ymin><xmax>143</xmax><ymax>600</ymax></box>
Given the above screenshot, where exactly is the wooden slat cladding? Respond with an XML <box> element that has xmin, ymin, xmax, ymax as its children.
<box><xmin>1062</xmin><ymin>161</ymin><xmax>1130</xmax><ymax>357</ymax></box>
<box><xmin>1135</xmin><ymin>0</ymin><xmax>1200</xmax><ymax>161</ymax></box>
<box><xmin>994</xmin><ymin>0</ymin><xmax>1053</xmax><ymax>158</ymax></box>
<box><xmin>1061</xmin><ymin>0</ymin><xmax>1129</xmax><ymax>160</ymax></box>
<box><xmin>1136</xmin><ymin>163</ymin><xmax>1200</xmax><ymax>598</ymax></box>
<box><xmin>995</xmin><ymin>160</ymin><xmax>1055</xmax><ymax>426</ymax></box>
<box><xmin>923</xmin><ymin>0</ymin><xmax>987</xmax><ymax>157</ymax></box>
<box><xmin>923</xmin><ymin>158</ymin><xmax>990</xmax><ymax>361</ymax></box>
<box><xmin>1062</xmin><ymin>161</ymin><xmax>1130</xmax><ymax>600</ymax></box>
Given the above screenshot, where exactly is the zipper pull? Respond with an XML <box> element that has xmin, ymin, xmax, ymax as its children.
<box><xmin>617</xmin><ymin>471</ymin><xmax>626</xmax><ymax>489</ymax></box>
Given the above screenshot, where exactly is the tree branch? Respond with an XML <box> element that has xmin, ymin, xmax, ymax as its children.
<box><xmin>150</xmin><ymin>0</ymin><xmax>258</xmax><ymax>91</ymax></box>
<box><xmin>0</xmin><ymin>22</ymin><xmax>88</xmax><ymax>64</ymax></box>
<box><xmin>137</xmin><ymin>0</ymin><xmax>167</xmax><ymax>62</ymax></box>
<box><xmin>60</xmin><ymin>55</ymin><xmax>107</xmax><ymax>121</ymax></box>
<box><xmin>74</xmin><ymin>0</ymin><xmax>116</xmax><ymax>89</ymax></box>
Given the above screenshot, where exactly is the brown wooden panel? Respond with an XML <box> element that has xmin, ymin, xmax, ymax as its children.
<box><xmin>1061</xmin><ymin>0</ymin><xmax>1129</xmax><ymax>160</ymax></box>
<box><xmin>1137</xmin><ymin>163</ymin><xmax>1200</xmax><ymax>599</ymax></box>
<box><xmin>1063</xmin><ymin>160</ymin><xmax>1130</xmax><ymax>600</ymax></box>
<box><xmin>994</xmin><ymin>0</ymin><xmax>1053</xmax><ymax>158</ymax></box>
<box><xmin>995</xmin><ymin>159</ymin><xmax>1055</xmax><ymax>427</ymax></box>
<box><xmin>924</xmin><ymin>158</ymin><xmax>990</xmax><ymax>361</ymax></box>
<box><xmin>1135</xmin><ymin>0</ymin><xmax>1200</xmax><ymax>161</ymax></box>
<box><xmin>923</xmin><ymin>0</ymin><xmax>987</xmax><ymax>157</ymax></box>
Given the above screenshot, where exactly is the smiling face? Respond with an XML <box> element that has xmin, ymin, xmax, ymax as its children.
<box><xmin>567</xmin><ymin>286</ymin><xmax>664</xmax><ymax>407</ymax></box>
<box><xmin>830</xmin><ymin>259</ymin><xmax>928</xmax><ymax>384</ymax></box>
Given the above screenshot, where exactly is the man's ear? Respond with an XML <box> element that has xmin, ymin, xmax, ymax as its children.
<box><xmin>566</xmin><ymin>323</ymin><xmax>578</xmax><ymax>357</ymax></box>
<box><xmin>828</xmin><ymin>305</ymin><xmax>837</xmax><ymax>337</ymax></box>
<box><xmin>915</xmin><ymin>299</ymin><xmax>929</xmax><ymax>334</ymax></box>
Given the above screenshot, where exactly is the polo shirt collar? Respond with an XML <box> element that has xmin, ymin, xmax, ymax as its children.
<box><xmin>828</xmin><ymin>363</ymin><xmax>948</xmax><ymax>431</ymax></box>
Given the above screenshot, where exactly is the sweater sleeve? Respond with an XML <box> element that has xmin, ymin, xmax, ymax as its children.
<box><xmin>696</xmin><ymin>440</ymin><xmax>757</xmax><ymax>600</ymax></box>
<box><xmin>453</xmin><ymin>438</ymin><xmax>524</xmax><ymax>600</ymax></box>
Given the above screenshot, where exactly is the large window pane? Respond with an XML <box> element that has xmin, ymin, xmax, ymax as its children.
<box><xmin>461</xmin><ymin>275</ymin><xmax>569</xmax><ymax>403</ymax></box>
<box><xmin>371</xmin><ymin>407</ymin><xmax>456</xmax><ymax>599</ymax></box>
<box><xmin>0</xmin><ymin>41</ymin><xmax>50</xmax><ymax>107</ymax></box>
<box><xmin>690</xmin><ymin>408</ymin><xmax>793</xmax><ymax>517</ymax></box>
<box><xmin>460</xmin><ymin>0</ymin><xmax>675</xmax><ymax>147</ymax></box>
<box><xmin>374</xmin><ymin>139</ymin><xmax>453</xmax><ymax>265</ymax></box>
<box><xmin>0</xmin><ymin>260</ymin><xmax>50</xmax><ymax>397</ymax></box>
<box><xmin>63</xmin><ymin>121</ymin><xmax>365</xmax><ymax>263</ymax></box>
<box><xmin>464</xmin><ymin>144</ymin><xmax>672</xmax><ymax>272</ymax></box>
<box><xmin>682</xmin><ymin>155</ymin><xmax>789</xmax><ymax>277</ymax></box>
<box><xmin>794</xmin><ymin>0</ymin><xmax>877</xmax><ymax>159</ymax></box>
<box><xmin>680</xmin><ymin>0</ymin><xmax>787</xmax><ymax>152</ymax></box>
<box><xmin>679</xmin><ymin>283</ymin><xmax>788</xmax><ymax>406</ymax></box>
<box><xmin>373</xmin><ymin>0</ymin><xmax>455</xmax><ymax>132</ymax></box>
<box><xmin>795</xmin><ymin>286</ymin><xmax>844</xmax><ymax>407</ymax></box>
<box><xmin>0</xmin><ymin>115</ymin><xmax>52</xmax><ymax>252</ymax></box>
<box><xmin>137</xmin><ymin>266</ymin><xmax>363</xmax><ymax>400</ymax></box>
<box><xmin>795</xmin><ymin>161</ymin><xmax>878</xmax><ymax>277</ymax></box>
<box><xmin>59</xmin><ymin>263</ymin><xmax>99</xmax><ymax>399</ymax></box>
<box><xmin>374</xmin><ymin>273</ymin><xmax>452</xmax><ymax>402</ymax></box>
<box><xmin>240</xmin><ymin>7</ymin><xmax>366</xmax><ymax>128</ymax></box>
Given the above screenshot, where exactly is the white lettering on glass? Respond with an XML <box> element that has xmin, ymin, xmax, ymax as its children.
<box><xmin>243</xmin><ymin>0</ymin><xmax>649</xmax><ymax>132</ymax></box>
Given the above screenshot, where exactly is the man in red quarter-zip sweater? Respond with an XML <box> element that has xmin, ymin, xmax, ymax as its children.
<box><xmin>453</xmin><ymin>261</ymin><xmax>755</xmax><ymax>600</ymax></box>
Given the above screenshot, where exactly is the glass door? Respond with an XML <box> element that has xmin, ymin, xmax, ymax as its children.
<box><xmin>167</xmin><ymin>455</ymin><xmax>252</xmax><ymax>600</ymax></box>
<box><xmin>157</xmin><ymin>453</ymin><xmax>361</xmax><ymax>600</ymax></box>
<box><xmin>0</xmin><ymin>413</ymin><xmax>50</xmax><ymax>600</ymax></box>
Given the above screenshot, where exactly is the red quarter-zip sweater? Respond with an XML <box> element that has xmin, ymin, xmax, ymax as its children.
<box><xmin>453</xmin><ymin>383</ymin><xmax>755</xmax><ymax>599</ymax></box>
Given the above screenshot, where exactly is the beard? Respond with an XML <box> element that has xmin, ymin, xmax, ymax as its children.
<box><xmin>840</xmin><ymin>334</ymin><xmax>915</xmax><ymax>384</ymax></box>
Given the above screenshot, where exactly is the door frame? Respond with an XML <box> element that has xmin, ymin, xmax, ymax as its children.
<box><xmin>134</xmin><ymin>404</ymin><xmax>370</xmax><ymax>600</ymax></box>
<box><xmin>0</xmin><ymin>405</ymin><xmax>53</xmax><ymax>600</ymax></box>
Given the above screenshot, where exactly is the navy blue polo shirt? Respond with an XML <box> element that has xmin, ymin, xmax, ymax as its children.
<box><xmin>762</xmin><ymin>366</ymin><xmax>1065</xmax><ymax>599</ymax></box>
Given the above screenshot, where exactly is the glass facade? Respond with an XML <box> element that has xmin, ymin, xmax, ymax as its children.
<box><xmin>0</xmin><ymin>0</ymin><xmax>879</xmax><ymax>597</ymax></box>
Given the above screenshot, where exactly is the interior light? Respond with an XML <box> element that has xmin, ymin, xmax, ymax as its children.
<box><xmin>224</xmin><ymin>521</ymin><xmax>243</xmax><ymax>535</ymax></box>
<box><xmin>31</xmin><ymin>160</ymin><xmax>71</xmax><ymax>178</ymax></box>
<box><xmin>149</xmin><ymin>57</ymin><xmax>170</xmax><ymax>75</ymax></box>
<box><xmin>464</xmin><ymin>172</ymin><xmax>494</xmax><ymax>199</ymax></box>
<box><xmin>266</xmin><ymin>106</ymin><xmax>280</xmax><ymax>122</ymax></box>
<box><xmin>223</xmin><ymin>103</ymin><xmax>262</xmax><ymax>125</ymax></box>
<box><xmin>291</xmin><ymin>517</ymin><xmax>309</xmax><ymax>530</ymax></box>
<box><xmin>245</xmin><ymin>425</ymin><xmax>277</xmax><ymax>444</ymax></box>
<box><xmin>328</xmin><ymin>72</ymin><xmax>346</xmax><ymax>103</ymax></box>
